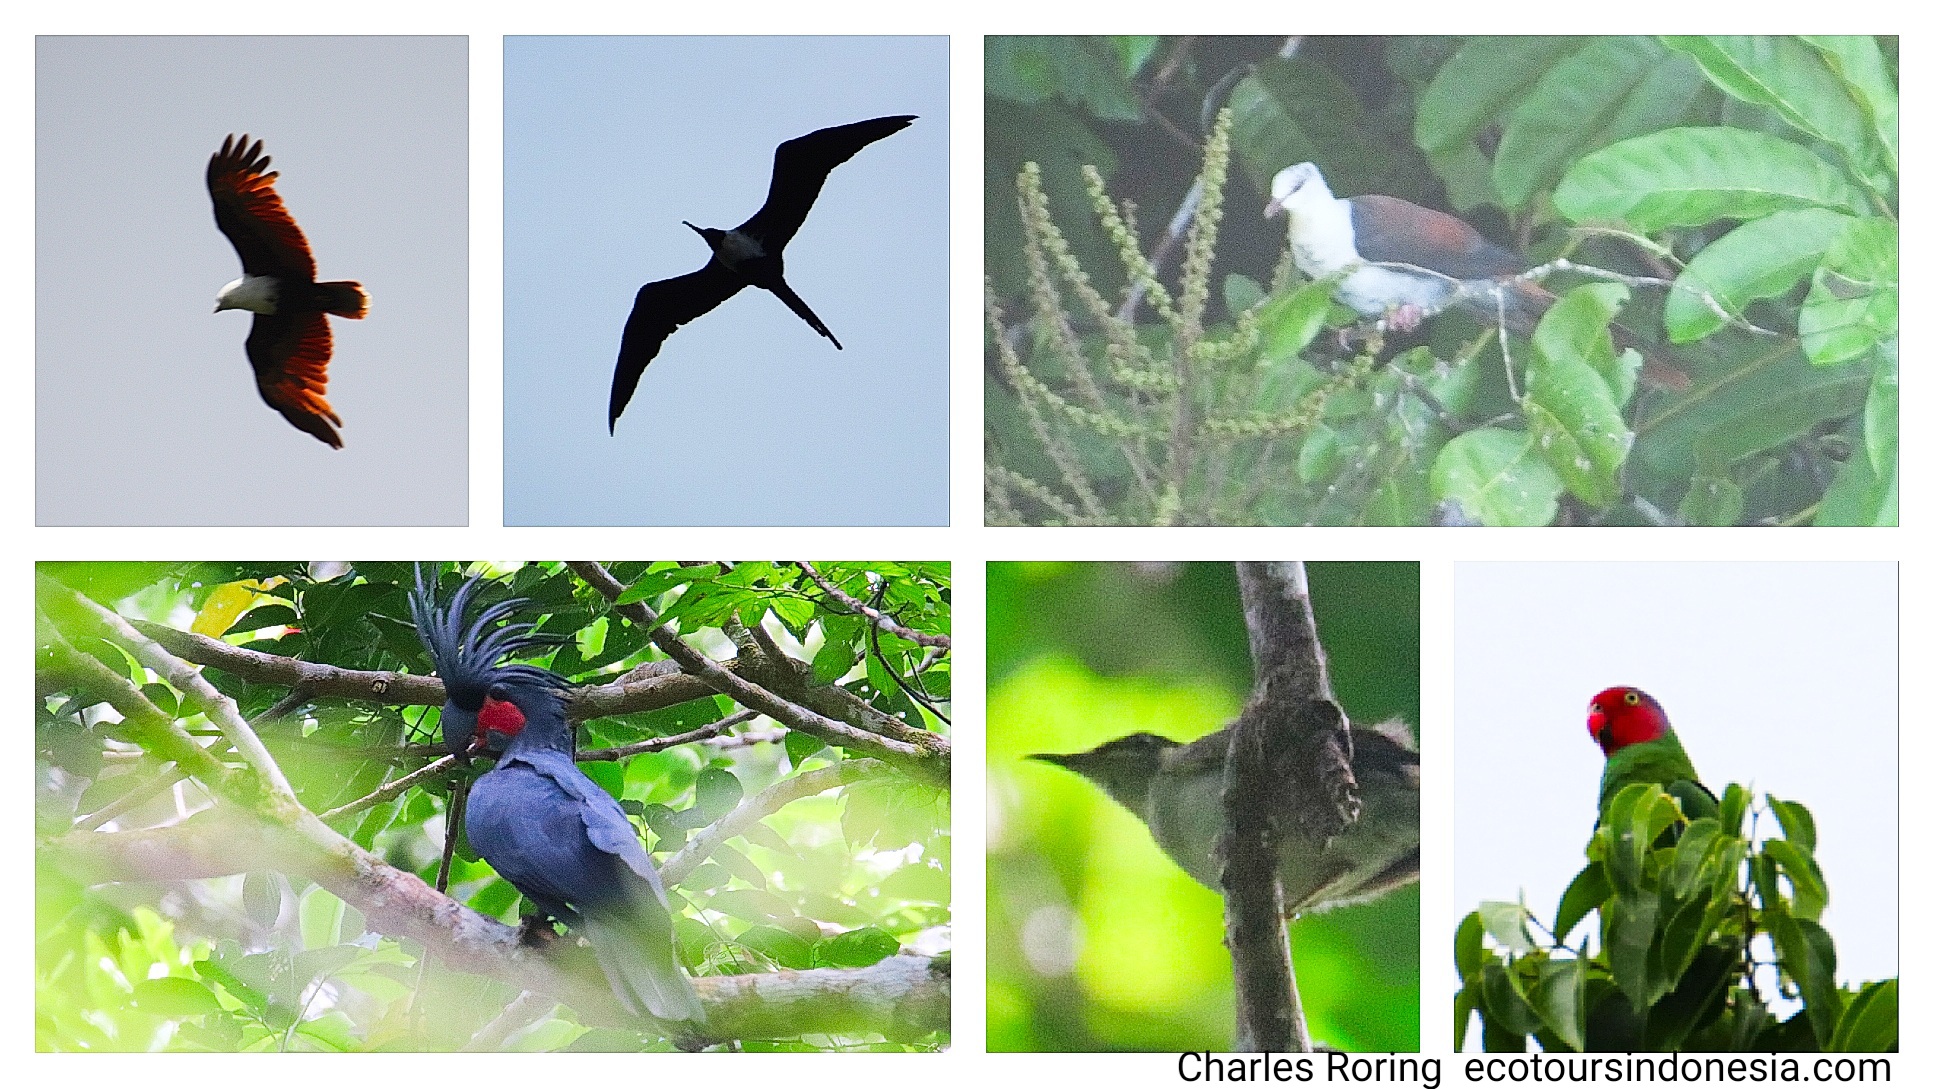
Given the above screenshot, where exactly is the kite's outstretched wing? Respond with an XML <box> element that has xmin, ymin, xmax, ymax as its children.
<box><xmin>246</xmin><ymin>312</ymin><xmax>343</xmax><ymax>449</ymax></box>
<box><xmin>207</xmin><ymin>134</ymin><xmax>317</xmax><ymax>281</ymax></box>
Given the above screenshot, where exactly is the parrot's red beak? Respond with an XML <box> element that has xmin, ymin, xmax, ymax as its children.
<box><xmin>1587</xmin><ymin>707</ymin><xmax>1607</xmax><ymax>741</ymax></box>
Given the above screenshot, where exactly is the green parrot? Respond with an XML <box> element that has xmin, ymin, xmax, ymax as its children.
<box><xmin>1031</xmin><ymin>717</ymin><xmax>1419</xmax><ymax>915</ymax></box>
<box><xmin>1588</xmin><ymin>686</ymin><xmax>1717</xmax><ymax>825</ymax></box>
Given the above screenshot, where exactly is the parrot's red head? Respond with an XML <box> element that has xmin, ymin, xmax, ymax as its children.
<box><xmin>1587</xmin><ymin>686</ymin><xmax>1669</xmax><ymax>757</ymax></box>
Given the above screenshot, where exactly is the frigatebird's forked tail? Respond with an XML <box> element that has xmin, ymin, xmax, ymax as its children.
<box><xmin>607</xmin><ymin>114</ymin><xmax>916</xmax><ymax>433</ymax></box>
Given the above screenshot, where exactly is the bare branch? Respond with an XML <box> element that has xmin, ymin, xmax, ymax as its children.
<box><xmin>1219</xmin><ymin>561</ymin><xmax>1357</xmax><ymax>1052</ymax></box>
<box><xmin>577</xmin><ymin>710</ymin><xmax>759</xmax><ymax>762</ymax></box>
<box><xmin>131</xmin><ymin>619</ymin><xmax>444</xmax><ymax>705</ymax></box>
<box><xmin>793</xmin><ymin>562</ymin><xmax>951</xmax><ymax>649</ymax></box>
<box><xmin>318</xmin><ymin>754</ymin><xmax>461</xmax><ymax>823</ymax></box>
<box><xmin>131</xmin><ymin>616</ymin><xmax>734</xmax><ymax>723</ymax></box>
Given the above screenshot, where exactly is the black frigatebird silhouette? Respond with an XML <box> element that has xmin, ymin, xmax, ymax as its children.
<box><xmin>607</xmin><ymin>114</ymin><xmax>917</xmax><ymax>432</ymax></box>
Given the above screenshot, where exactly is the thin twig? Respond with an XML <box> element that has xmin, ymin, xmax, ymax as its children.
<box><xmin>793</xmin><ymin>562</ymin><xmax>951</xmax><ymax>649</ymax></box>
<box><xmin>662</xmin><ymin>760</ymin><xmax>887</xmax><ymax>888</ymax></box>
<box><xmin>319</xmin><ymin>755</ymin><xmax>461</xmax><ymax>823</ymax></box>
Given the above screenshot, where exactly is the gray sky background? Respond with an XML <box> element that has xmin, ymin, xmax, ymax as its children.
<box><xmin>503</xmin><ymin>36</ymin><xmax>949</xmax><ymax>526</ymax></box>
<box><xmin>1453</xmin><ymin>562</ymin><xmax>1898</xmax><ymax>1015</ymax></box>
<box><xmin>36</xmin><ymin>36</ymin><xmax>468</xmax><ymax>526</ymax></box>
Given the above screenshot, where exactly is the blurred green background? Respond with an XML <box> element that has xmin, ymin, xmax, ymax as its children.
<box><xmin>987</xmin><ymin>561</ymin><xmax>1420</xmax><ymax>1051</ymax></box>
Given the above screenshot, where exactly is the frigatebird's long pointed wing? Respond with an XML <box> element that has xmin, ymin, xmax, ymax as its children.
<box><xmin>735</xmin><ymin>115</ymin><xmax>915</xmax><ymax>253</ymax></box>
<box><xmin>608</xmin><ymin>258</ymin><xmax>746</xmax><ymax>431</ymax></box>
<box><xmin>207</xmin><ymin>134</ymin><xmax>318</xmax><ymax>281</ymax></box>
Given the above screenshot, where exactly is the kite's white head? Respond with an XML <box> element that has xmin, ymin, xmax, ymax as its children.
<box><xmin>215</xmin><ymin>275</ymin><xmax>279</xmax><ymax>315</ymax></box>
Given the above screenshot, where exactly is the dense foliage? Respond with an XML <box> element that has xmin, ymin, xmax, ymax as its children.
<box><xmin>1455</xmin><ymin>783</ymin><xmax>1895</xmax><ymax>1052</ymax></box>
<box><xmin>37</xmin><ymin>561</ymin><xmax>951</xmax><ymax>1051</ymax></box>
<box><xmin>986</xmin><ymin>35</ymin><xmax>1896</xmax><ymax>525</ymax></box>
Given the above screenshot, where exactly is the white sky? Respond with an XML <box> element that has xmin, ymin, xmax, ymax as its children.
<box><xmin>1453</xmin><ymin>561</ymin><xmax>1898</xmax><ymax>995</ymax></box>
<box><xmin>502</xmin><ymin>36</ymin><xmax>949</xmax><ymax>526</ymax></box>
<box><xmin>35</xmin><ymin>36</ymin><xmax>469</xmax><ymax>525</ymax></box>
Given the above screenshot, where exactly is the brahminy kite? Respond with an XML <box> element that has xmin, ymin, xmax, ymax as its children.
<box><xmin>607</xmin><ymin>115</ymin><xmax>915</xmax><ymax>432</ymax></box>
<box><xmin>208</xmin><ymin>134</ymin><xmax>368</xmax><ymax>448</ymax></box>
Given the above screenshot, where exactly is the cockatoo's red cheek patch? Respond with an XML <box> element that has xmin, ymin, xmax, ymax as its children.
<box><xmin>479</xmin><ymin>697</ymin><xmax>527</xmax><ymax>737</ymax></box>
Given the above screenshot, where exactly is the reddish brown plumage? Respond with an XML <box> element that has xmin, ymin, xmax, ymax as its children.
<box><xmin>208</xmin><ymin>134</ymin><xmax>366</xmax><ymax>448</ymax></box>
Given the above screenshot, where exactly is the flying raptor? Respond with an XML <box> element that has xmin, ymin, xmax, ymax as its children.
<box><xmin>607</xmin><ymin>114</ymin><xmax>915</xmax><ymax>432</ymax></box>
<box><xmin>208</xmin><ymin>134</ymin><xmax>368</xmax><ymax>448</ymax></box>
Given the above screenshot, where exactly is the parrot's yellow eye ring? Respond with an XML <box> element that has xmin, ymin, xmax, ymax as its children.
<box><xmin>1623</xmin><ymin>691</ymin><xmax>1640</xmax><ymax>705</ymax></box>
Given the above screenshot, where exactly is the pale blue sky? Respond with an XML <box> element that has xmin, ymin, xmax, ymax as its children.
<box><xmin>1454</xmin><ymin>561</ymin><xmax>1898</xmax><ymax>1021</ymax></box>
<box><xmin>36</xmin><ymin>36</ymin><xmax>469</xmax><ymax>526</ymax></box>
<box><xmin>503</xmin><ymin>36</ymin><xmax>949</xmax><ymax>526</ymax></box>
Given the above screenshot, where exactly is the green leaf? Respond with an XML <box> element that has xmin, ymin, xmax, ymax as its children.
<box><xmin>1602</xmin><ymin>894</ymin><xmax>1663</xmax><ymax>1006</ymax></box>
<box><xmin>580</xmin><ymin>760</ymin><xmax>625</xmax><ymax>802</ymax></box>
<box><xmin>1678</xmin><ymin>474</ymin><xmax>1745</xmax><ymax>526</ymax></box>
<box><xmin>1828</xmin><ymin>979</ymin><xmax>1898</xmax><ymax>1052</ymax></box>
<box><xmin>1526</xmin><ymin>285</ymin><xmax>1637</xmax><ymax>507</ymax></box>
<box><xmin>738</xmin><ymin>924</ymin><xmax>816</xmax><ymax>969</ymax></box>
<box><xmin>1819</xmin><ymin>417</ymin><xmax>1897</xmax><ymax>526</ymax></box>
<box><xmin>1719</xmin><ymin>783</ymin><xmax>1751</xmax><ymax>834</ymax></box>
<box><xmin>1864</xmin><ymin>346</ymin><xmax>1898</xmax><ymax>476</ymax></box>
<box><xmin>1663</xmin><ymin>36</ymin><xmax>1884</xmax><ymax>186</ymax></box>
<box><xmin>1767</xmin><ymin>795</ymin><xmax>1818</xmax><ymax>852</ymax></box>
<box><xmin>1429</xmin><ymin>428</ymin><xmax>1565</xmax><ymax>527</ymax></box>
<box><xmin>1455</xmin><ymin>910</ymin><xmax>1487</xmax><ymax>977</ymax></box>
<box><xmin>1800</xmin><ymin>218</ymin><xmax>1898</xmax><ymax>364</ymax></box>
<box><xmin>299</xmin><ymin>886</ymin><xmax>345</xmax><ymax>951</ymax></box>
<box><xmin>1664</xmin><ymin>208</ymin><xmax>1854</xmax><ymax>342</ymax></box>
<box><xmin>243</xmin><ymin>871</ymin><xmax>283</xmax><ymax>928</ymax></box>
<box><xmin>1554</xmin><ymin>863</ymin><xmax>1611</xmax><ymax>944</ymax></box>
<box><xmin>1493</xmin><ymin>37</ymin><xmax>1704</xmax><ymax>210</ymax></box>
<box><xmin>1481</xmin><ymin>961</ymin><xmax>1542</xmax><ymax>1037</ymax></box>
<box><xmin>817</xmin><ymin>926</ymin><xmax>901</xmax><ymax>968</ymax></box>
<box><xmin>1230</xmin><ymin>56</ymin><xmax>1419</xmax><ymax>201</ymax></box>
<box><xmin>1769</xmin><ymin>913</ymin><xmax>1842</xmax><ymax>1045</ymax></box>
<box><xmin>693</xmin><ymin>767</ymin><xmax>744</xmax><ymax>823</ymax></box>
<box><xmin>1223</xmin><ymin>273</ymin><xmax>1265</xmax><ymax>316</ymax></box>
<box><xmin>1415</xmin><ymin>37</ymin><xmax>1582</xmax><ymax>157</ymax></box>
<box><xmin>984</xmin><ymin>35</ymin><xmax>1144</xmax><ymax>120</ymax></box>
<box><xmin>784</xmin><ymin>728</ymin><xmax>828</xmax><ymax>769</ymax></box>
<box><xmin>1478</xmin><ymin>900</ymin><xmax>1537</xmax><ymax>957</ymax></box>
<box><xmin>1256</xmin><ymin>279</ymin><xmax>1335</xmax><ymax>365</ymax></box>
<box><xmin>132</xmin><ymin>976</ymin><xmax>224</xmax><ymax>1019</ymax></box>
<box><xmin>811</xmin><ymin>634</ymin><xmax>860</xmax><ymax>686</ymax></box>
<box><xmin>1555</xmin><ymin>127</ymin><xmax>1864</xmax><ymax>231</ymax></box>
<box><xmin>1527</xmin><ymin>958</ymin><xmax>1587</xmax><ymax>1052</ymax></box>
<box><xmin>1802</xmin><ymin>36</ymin><xmax>1899</xmax><ymax>179</ymax></box>
<box><xmin>1763</xmin><ymin>839</ymin><xmax>1828</xmax><ymax>921</ymax></box>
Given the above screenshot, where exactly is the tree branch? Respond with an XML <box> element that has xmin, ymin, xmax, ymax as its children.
<box><xmin>51</xmin><ymin>580</ymin><xmax>300</xmax><ymax>810</ymax></box>
<box><xmin>37</xmin><ymin>617</ymin><xmax>240</xmax><ymax>794</ymax></box>
<box><xmin>1219</xmin><ymin>562</ymin><xmax>1357</xmax><ymax>1052</ymax></box>
<box><xmin>568</xmin><ymin>562</ymin><xmax>948</xmax><ymax>785</ymax></box>
<box><xmin>43</xmin><ymin>807</ymin><xmax>948</xmax><ymax>1041</ymax></box>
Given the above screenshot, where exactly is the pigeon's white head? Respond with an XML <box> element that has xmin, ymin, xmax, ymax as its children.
<box><xmin>1265</xmin><ymin>162</ymin><xmax>1337</xmax><ymax>220</ymax></box>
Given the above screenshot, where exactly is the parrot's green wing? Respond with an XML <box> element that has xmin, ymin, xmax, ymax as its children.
<box><xmin>1597</xmin><ymin>732</ymin><xmax>1712</xmax><ymax>824</ymax></box>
